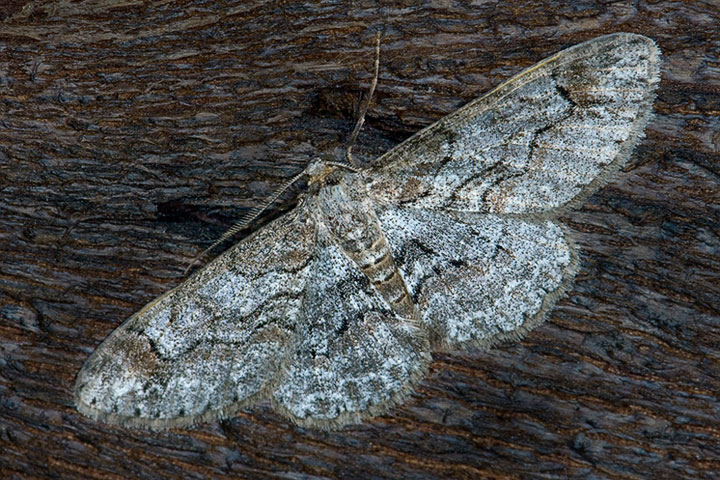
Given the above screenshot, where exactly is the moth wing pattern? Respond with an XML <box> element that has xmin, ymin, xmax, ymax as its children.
<box><xmin>75</xmin><ymin>199</ymin><xmax>430</xmax><ymax>429</ymax></box>
<box><xmin>74</xmin><ymin>207</ymin><xmax>316</xmax><ymax>429</ymax></box>
<box><xmin>74</xmin><ymin>32</ymin><xmax>661</xmax><ymax>430</ymax></box>
<box><xmin>363</xmin><ymin>33</ymin><xmax>660</xmax><ymax>350</ymax></box>
<box><xmin>376</xmin><ymin>206</ymin><xmax>578</xmax><ymax>350</ymax></box>
<box><xmin>271</xmin><ymin>227</ymin><xmax>430</xmax><ymax>428</ymax></box>
<box><xmin>366</xmin><ymin>33</ymin><xmax>661</xmax><ymax>215</ymax></box>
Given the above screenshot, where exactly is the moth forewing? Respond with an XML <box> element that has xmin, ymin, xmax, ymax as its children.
<box><xmin>367</xmin><ymin>32</ymin><xmax>661</xmax><ymax>216</ymax></box>
<box><xmin>75</xmin><ymin>33</ymin><xmax>660</xmax><ymax>430</ymax></box>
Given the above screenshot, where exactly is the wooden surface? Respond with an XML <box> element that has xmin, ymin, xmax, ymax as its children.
<box><xmin>1</xmin><ymin>1</ymin><xmax>719</xmax><ymax>479</ymax></box>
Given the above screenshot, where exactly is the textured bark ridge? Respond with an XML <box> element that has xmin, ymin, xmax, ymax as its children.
<box><xmin>1</xmin><ymin>1</ymin><xmax>719</xmax><ymax>479</ymax></box>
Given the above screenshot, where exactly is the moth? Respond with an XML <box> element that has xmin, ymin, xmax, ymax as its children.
<box><xmin>75</xmin><ymin>33</ymin><xmax>660</xmax><ymax>429</ymax></box>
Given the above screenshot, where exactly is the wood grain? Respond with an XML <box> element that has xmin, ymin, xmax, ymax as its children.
<box><xmin>1</xmin><ymin>1</ymin><xmax>718</xmax><ymax>478</ymax></box>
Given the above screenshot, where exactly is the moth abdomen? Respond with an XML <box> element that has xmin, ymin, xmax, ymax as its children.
<box><xmin>316</xmin><ymin>174</ymin><xmax>418</xmax><ymax>320</ymax></box>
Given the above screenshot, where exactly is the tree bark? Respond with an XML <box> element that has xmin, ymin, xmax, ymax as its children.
<box><xmin>1</xmin><ymin>1</ymin><xmax>719</xmax><ymax>479</ymax></box>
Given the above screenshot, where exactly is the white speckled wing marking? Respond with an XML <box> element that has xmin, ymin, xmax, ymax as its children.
<box><xmin>272</xmin><ymin>230</ymin><xmax>429</xmax><ymax>428</ymax></box>
<box><xmin>366</xmin><ymin>33</ymin><xmax>660</xmax><ymax>215</ymax></box>
<box><xmin>75</xmin><ymin>33</ymin><xmax>661</xmax><ymax>431</ymax></box>
<box><xmin>74</xmin><ymin>208</ymin><xmax>315</xmax><ymax>429</ymax></box>
<box><xmin>377</xmin><ymin>206</ymin><xmax>577</xmax><ymax>350</ymax></box>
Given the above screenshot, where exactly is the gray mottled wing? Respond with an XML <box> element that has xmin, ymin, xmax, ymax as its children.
<box><xmin>366</xmin><ymin>33</ymin><xmax>660</xmax><ymax>215</ymax></box>
<box><xmin>271</xmin><ymin>229</ymin><xmax>430</xmax><ymax>429</ymax></box>
<box><xmin>74</xmin><ymin>206</ymin><xmax>315</xmax><ymax>429</ymax></box>
<box><xmin>377</xmin><ymin>206</ymin><xmax>577</xmax><ymax>351</ymax></box>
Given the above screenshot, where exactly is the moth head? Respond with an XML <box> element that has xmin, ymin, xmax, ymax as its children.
<box><xmin>305</xmin><ymin>157</ymin><xmax>341</xmax><ymax>190</ymax></box>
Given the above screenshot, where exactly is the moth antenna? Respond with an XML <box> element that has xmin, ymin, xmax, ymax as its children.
<box><xmin>184</xmin><ymin>170</ymin><xmax>306</xmax><ymax>274</ymax></box>
<box><xmin>186</xmin><ymin>34</ymin><xmax>380</xmax><ymax>274</ymax></box>
<box><xmin>325</xmin><ymin>161</ymin><xmax>361</xmax><ymax>173</ymax></box>
<box><xmin>345</xmin><ymin>31</ymin><xmax>381</xmax><ymax>168</ymax></box>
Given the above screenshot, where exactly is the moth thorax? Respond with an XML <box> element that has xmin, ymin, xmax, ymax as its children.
<box><xmin>306</xmin><ymin>159</ymin><xmax>342</xmax><ymax>190</ymax></box>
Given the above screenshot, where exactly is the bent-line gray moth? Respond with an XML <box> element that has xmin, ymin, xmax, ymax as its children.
<box><xmin>75</xmin><ymin>33</ymin><xmax>661</xmax><ymax>430</ymax></box>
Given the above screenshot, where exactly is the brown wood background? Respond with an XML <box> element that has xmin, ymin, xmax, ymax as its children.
<box><xmin>1</xmin><ymin>1</ymin><xmax>718</xmax><ymax>479</ymax></box>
